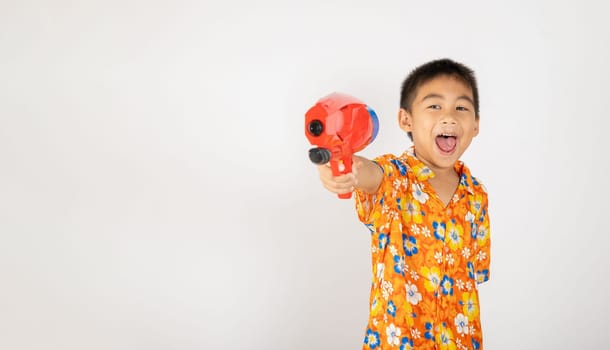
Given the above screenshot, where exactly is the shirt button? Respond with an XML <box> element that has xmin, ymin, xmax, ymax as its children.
<box><xmin>446</xmin><ymin>208</ymin><xmax>452</xmax><ymax>216</ymax></box>
<box><xmin>444</xmin><ymin>246</ymin><xmax>450</xmax><ymax>253</ymax></box>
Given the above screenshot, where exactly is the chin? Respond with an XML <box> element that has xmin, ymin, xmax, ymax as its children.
<box><xmin>434</xmin><ymin>147</ymin><xmax>462</xmax><ymax>164</ymax></box>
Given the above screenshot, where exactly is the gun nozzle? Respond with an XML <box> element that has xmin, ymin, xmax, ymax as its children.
<box><xmin>307</xmin><ymin>120</ymin><xmax>324</xmax><ymax>137</ymax></box>
<box><xmin>308</xmin><ymin>148</ymin><xmax>331</xmax><ymax>165</ymax></box>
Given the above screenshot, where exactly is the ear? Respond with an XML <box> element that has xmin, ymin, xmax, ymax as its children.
<box><xmin>473</xmin><ymin>117</ymin><xmax>480</xmax><ymax>137</ymax></box>
<box><xmin>398</xmin><ymin>108</ymin><xmax>413</xmax><ymax>133</ymax></box>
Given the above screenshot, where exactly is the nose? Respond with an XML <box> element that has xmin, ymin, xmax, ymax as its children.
<box><xmin>440</xmin><ymin>112</ymin><xmax>457</xmax><ymax>125</ymax></box>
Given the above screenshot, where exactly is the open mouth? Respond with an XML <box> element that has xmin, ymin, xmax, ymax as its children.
<box><xmin>435</xmin><ymin>133</ymin><xmax>457</xmax><ymax>154</ymax></box>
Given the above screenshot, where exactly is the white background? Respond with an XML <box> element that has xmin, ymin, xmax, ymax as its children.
<box><xmin>1</xmin><ymin>0</ymin><xmax>609</xmax><ymax>349</ymax></box>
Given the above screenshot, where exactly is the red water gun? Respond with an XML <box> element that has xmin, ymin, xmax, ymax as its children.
<box><xmin>305</xmin><ymin>92</ymin><xmax>379</xmax><ymax>199</ymax></box>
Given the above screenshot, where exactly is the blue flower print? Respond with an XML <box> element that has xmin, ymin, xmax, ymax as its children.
<box><xmin>379</xmin><ymin>233</ymin><xmax>389</xmax><ymax>249</ymax></box>
<box><xmin>440</xmin><ymin>275</ymin><xmax>454</xmax><ymax>295</ymax></box>
<box><xmin>400</xmin><ymin>336</ymin><xmax>414</xmax><ymax>350</ymax></box>
<box><xmin>390</xmin><ymin>159</ymin><xmax>407</xmax><ymax>176</ymax></box>
<box><xmin>470</xmin><ymin>222</ymin><xmax>478</xmax><ymax>239</ymax></box>
<box><xmin>460</xmin><ymin>173</ymin><xmax>468</xmax><ymax>187</ymax></box>
<box><xmin>365</xmin><ymin>223</ymin><xmax>375</xmax><ymax>233</ymax></box>
<box><xmin>402</xmin><ymin>234</ymin><xmax>418</xmax><ymax>256</ymax></box>
<box><xmin>477</xmin><ymin>226</ymin><xmax>488</xmax><ymax>243</ymax></box>
<box><xmin>387</xmin><ymin>300</ymin><xmax>397</xmax><ymax>317</ymax></box>
<box><xmin>467</xmin><ymin>262</ymin><xmax>475</xmax><ymax>279</ymax></box>
<box><xmin>364</xmin><ymin>329</ymin><xmax>381</xmax><ymax>349</ymax></box>
<box><xmin>471</xmin><ymin>337</ymin><xmax>481</xmax><ymax>350</ymax></box>
<box><xmin>433</xmin><ymin>221</ymin><xmax>446</xmax><ymax>241</ymax></box>
<box><xmin>397</xmin><ymin>197</ymin><xmax>408</xmax><ymax>211</ymax></box>
<box><xmin>394</xmin><ymin>255</ymin><xmax>406</xmax><ymax>275</ymax></box>
<box><xmin>424</xmin><ymin>322</ymin><xmax>435</xmax><ymax>341</ymax></box>
<box><xmin>476</xmin><ymin>269</ymin><xmax>489</xmax><ymax>284</ymax></box>
<box><xmin>471</xmin><ymin>176</ymin><xmax>479</xmax><ymax>186</ymax></box>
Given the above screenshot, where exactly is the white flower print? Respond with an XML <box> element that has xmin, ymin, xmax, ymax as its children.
<box><xmin>410</xmin><ymin>224</ymin><xmax>421</xmax><ymax>236</ymax></box>
<box><xmin>477</xmin><ymin>251</ymin><xmax>486</xmax><ymax>261</ymax></box>
<box><xmin>456</xmin><ymin>338</ymin><xmax>467</xmax><ymax>350</ymax></box>
<box><xmin>454</xmin><ymin>313</ymin><xmax>469</xmax><ymax>335</ymax></box>
<box><xmin>434</xmin><ymin>251</ymin><xmax>443</xmax><ymax>264</ymax></box>
<box><xmin>381</xmin><ymin>204</ymin><xmax>391</xmax><ymax>215</ymax></box>
<box><xmin>469</xmin><ymin>325</ymin><xmax>476</xmax><ymax>335</ymax></box>
<box><xmin>405</xmin><ymin>282</ymin><xmax>423</xmax><ymax>305</ymax></box>
<box><xmin>410</xmin><ymin>270</ymin><xmax>420</xmax><ymax>281</ymax></box>
<box><xmin>421</xmin><ymin>226</ymin><xmax>431</xmax><ymax>238</ymax></box>
<box><xmin>390</xmin><ymin>210</ymin><xmax>399</xmax><ymax>220</ymax></box>
<box><xmin>465</xmin><ymin>211</ymin><xmax>475</xmax><ymax>223</ymax></box>
<box><xmin>411</xmin><ymin>328</ymin><xmax>421</xmax><ymax>339</ymax></box>
<box><xmin>393</xmin><ymin>178</ymin><xmax>402</xmax><ymax>190</ymax></box>
<box><xmin>465</xmin><ymin>281</ymin><xmax>472</xmax><ymax>291</ymax></box>
<box><xmin>461</xmin><ymin>247</ymin><xmax>471</xmax><ymax>259</ymax></box>
<box><xmin>386</xmin><ymin>324</ymin><xmax>401</xmax><ymax>346</ymax></box>
<box><xmin>446</xmin><ymin>254</ymin><xmax>455</xmax><ymax>266</ymax></box>
<box><xmin>412</xmin><ymin>183</ymin><xmax>429</xmax><ymax>204</ymax></box>
<box><xmin>381</xmin><ymin>280</ymin><xmax>394</xmax><ymax>300</ymax></box>
<box><xmin>389</xmin><ymin>245</ymin><xmax>398</xmax><ymax>257</ymax></box>
<box><xmin>456</xmin><ymin>279</ymin><xmax>465</xmax><ymax>291</ymax></box>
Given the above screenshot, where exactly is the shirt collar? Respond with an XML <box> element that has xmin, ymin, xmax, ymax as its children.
<box><xmin>402</xmin><ymin>146</ymin><xmax>475</xmax><ymax>195</ymax></box>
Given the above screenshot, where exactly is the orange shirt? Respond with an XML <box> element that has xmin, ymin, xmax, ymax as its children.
<box><xmin>354</xmin><ymin>148</ymin><xmax>490</xmax><ymax>350</ymax></box>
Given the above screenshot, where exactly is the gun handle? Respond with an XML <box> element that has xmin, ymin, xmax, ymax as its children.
<box><xmin>330</xmin><ymin>156</ymin><xmax>353</xmax><ymax>199</ymax></box>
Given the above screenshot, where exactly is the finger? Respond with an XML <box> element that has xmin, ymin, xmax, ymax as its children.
<box><xmin>321</xmin><ymin>175</ymin><xmax>357</xmax><ymax>192</ymax></box>
<box><xmin>323</xmin><ymin>182</ymin><xmax>355</xmax><ymax>194</ymax></box>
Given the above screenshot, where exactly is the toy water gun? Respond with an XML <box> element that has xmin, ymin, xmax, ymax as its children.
<box><xmin>305</xmin><ymin>92</ymin><xmax>379</xmax><ymax>199</ymax></box>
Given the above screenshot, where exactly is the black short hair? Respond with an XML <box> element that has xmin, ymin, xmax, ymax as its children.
<box><xmin>400</xmin><ymin>58</ymin><xmax>479</xmax><ymax>140</ymax></box>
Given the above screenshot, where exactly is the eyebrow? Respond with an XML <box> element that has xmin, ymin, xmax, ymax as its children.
<box><xmin>421</xmin><ymin>93</ymin><xmax>474</xmax><ymax>105</ymax></box>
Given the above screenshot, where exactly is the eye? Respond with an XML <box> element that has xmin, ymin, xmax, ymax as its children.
<box><xmin>456</xmin><ymin>106</ymin><xmax>469</xmax><ymax>111</ymax></box>
<box><xmin>428</xmin><ymin>104</ymin><xmax>441</xmax><ymax>110</ymax></box>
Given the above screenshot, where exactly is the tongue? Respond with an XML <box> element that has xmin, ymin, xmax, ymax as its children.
<box><xmin>436</xmin><ymin>136</ymin><xmax>456</xmax><ymax>153</ymax></box>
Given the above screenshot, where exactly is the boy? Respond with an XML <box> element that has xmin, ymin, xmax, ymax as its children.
<box><xmin>317</xmin><ymin>59</ymin><xmax>490</xmax><ymax>349</ymax></box>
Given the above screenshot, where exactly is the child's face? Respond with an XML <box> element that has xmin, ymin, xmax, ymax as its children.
<box><xmin>399</xmin><ymin>75</ymin><xmax>479</xmax><ymax>172</ymax></box>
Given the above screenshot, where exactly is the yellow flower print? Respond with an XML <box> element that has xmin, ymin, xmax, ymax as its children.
<box><xmin>469</xmin><ymin>193</ymin><xmax>484</xmax><ymax>213</ymax></box>
<box><xmin>462</xmin><ymin>292</ymin><xmax>479</xmax><ymax>320</ymax></box>
<box><xmin>477</xmin><ymin>224</ymin><xmax>489</xmax><ymax>246</ymax></box>
<box><xmin>401</xmin><ymin>199</ymin><xmax>423</xmax><ymax>224</ymax></box>
<box><xmin>421</xmin><ymin>266</ymin><xmax>441</xmax><ymax>292</ymax></box>
<box><xmin>438</xmin><ymin>323</ymin><xmax>456</xmax><ymax>350</ymax></box>
<box><xmin>446</xmin><ymin>220</ymin><xmax>464</xmax><ymax>250</ymax></box>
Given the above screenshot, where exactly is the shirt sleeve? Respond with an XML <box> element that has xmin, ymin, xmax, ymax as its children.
<box><xmin>353</xmin><ymin>154</ymin><xmax>407</xmax><ymax>228</ymax></box>
<box><xmin>474</xmin><ymin>191</ymin><xmax>491</xmax><ymax>284</ymax></box>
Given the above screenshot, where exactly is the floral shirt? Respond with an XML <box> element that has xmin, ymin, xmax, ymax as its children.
<box><xmin>354</xmin><ymin>148</ymin><xmax>490</xmax><ymax>350</ymax></box>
